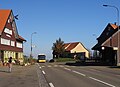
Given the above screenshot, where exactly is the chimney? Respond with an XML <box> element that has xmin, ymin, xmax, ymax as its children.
<box><xmin>114</xmin><ymin>22</ymin><xmax>117</xmax><ymax>25</ymax></box>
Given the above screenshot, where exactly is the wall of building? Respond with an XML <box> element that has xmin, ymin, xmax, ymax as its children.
<box><xmin>0</xmin><ymin>11</ymin><xmax>24</xmax><ymax>64</ymax></box>
<box><xmin>3</xmin><ymin>50</ymin><xmax>23</xmax><ymax>63</ymax></box>
<box><xmin>71</xmin><ymin>43</ymin><xmax>89</xmax><ymax>58</ymax></box>
<box><xmin>0</xmin><ymin>15</ymin><xmax>23</xmax><ymax>52</ymax></box>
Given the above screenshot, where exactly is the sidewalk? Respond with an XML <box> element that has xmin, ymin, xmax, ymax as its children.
<box><xmin>0</xmin><ymin>64</ymin><xmax>49</xmax><ymax>87</ymax></box>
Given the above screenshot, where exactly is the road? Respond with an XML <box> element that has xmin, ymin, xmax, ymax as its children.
<box><xmin>37</xmin><ymin>62</ymin><xmax>120</xmax><ymax>87</ymax></box>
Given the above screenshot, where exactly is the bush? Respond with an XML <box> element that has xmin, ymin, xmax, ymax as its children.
<box><xmin>55</xmin><ymin>58</ymin><xmax>75</xmax><ymax>62</ymax></box>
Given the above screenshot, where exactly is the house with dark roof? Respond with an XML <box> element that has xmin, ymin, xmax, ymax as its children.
<box><xmin>63</xmin><ymin>42</ymin><xmax>90</xmax><ymax>59</ymax></box>
<box><xmin>0</xmin><ymin>9</ymin><xmax>26</xmax><ymax>64</ymax></box>
<box><xmin>92</xmin><ymin>23</ymin><xmax>120</xmax><ymax>65</ymax></box>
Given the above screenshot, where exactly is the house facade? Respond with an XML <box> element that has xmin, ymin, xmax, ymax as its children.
<box><xmin>0</xmin><ymin>10</ymin><xmax>26</xmax><ymax>64</ymax></box>
<box><xmin>92</xmin><ymin>23</ymin><xmax>120</xmax><ymax>65</ymax></box>
<box><xmin>63</xmin><ymin>42</ymin><xmax>90</xmax><ymax>59</ymax></box>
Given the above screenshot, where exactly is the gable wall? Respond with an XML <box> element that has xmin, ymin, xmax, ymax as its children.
<box><xmin>71</xmin><ymin>43</ymin><xmax>89</xmax><ymax>58</ymax></box>
<box><xmin>98</xmin><ymin>24</ymin><xmax>117</xmax><ymax>45</ymax></box>
<box><xmin>102</xmin><ymin>31</ymin><xmax>118</xmax><ymax>47</ymax></box>
<box><xmin>0</xmin><ymin>11</ymin><xmax>23</xmax><ymax>52</ymax></box>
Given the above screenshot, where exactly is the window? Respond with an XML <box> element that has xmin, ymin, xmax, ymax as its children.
<box><xmin>11</xmin><ymin>41</ymin><xmax>15</xmax><ymax>46</ymax></box>
<box><xmin>4</xmin><ymin>28</ymin><xmax>12</xmax><ymax>35</ymax></box>
<box><xmin>16</xmin><ymin>42</ymin><xmax>22</xmax><ymax>48</ymax></box>
<box><xmin>1</xmin><ymin>38</ymin><xmax>10</xmax><ymax>45</ymax></box>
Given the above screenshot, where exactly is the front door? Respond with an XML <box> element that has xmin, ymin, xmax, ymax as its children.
<box><xmin>16</xmin><ymin>53</ymin><xmax>18</xmax><ymax>60</ymax></box>
<box><xmin>1</xmin><ymin>51</ymin><xmax>4</xmax><ymax>62</ymax></box>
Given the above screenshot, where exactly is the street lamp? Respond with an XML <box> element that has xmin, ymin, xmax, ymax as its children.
<box><xmin>103</xmin><ymin>4</ymin><xmax>120</xmax><ymax>66</ymax></box>
<box><xmin>93</xmin><ymin>34</ymin><xmax>98</xmax><ymax>58</ymax></box>
<box><xmin>30</xmin><ymin>32</ymin><xmax>37</xmax><ymax>58</ymax></box>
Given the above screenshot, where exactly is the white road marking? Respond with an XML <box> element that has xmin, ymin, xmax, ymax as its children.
<box><xmin>66</xmin><ymin>66</ymin><xmax>70</xmax><ymax>67</ymax></box>
<box><xmin>72</xmin><ymin>70</ymin><xmax>86</xmax><ymax>77</ymax></box>
<box><xmin>37</xmin><ymin>63</ymin><xmax>39</xmax><ymax>66</ymax></box>
<box><xmin>59</xmin><ymin>65</ymin><xmax>64</xmax><ymax>67</ymax></box>
<box><xmin>89</xmin><ymin>77</ymin><xmax>116</xmax><ymax>87</ymax></box>
<box><xmin>48</xmin><ymin>65</ymin><xmax>52</xmax><ymax>67</ymax></box>
<box><xmin>42</xmin><ymin>71</ymin><xmax>46</xmax><ymax>75</ymax></box>
<box><xmin>64</xmin><ymin>68</ymin><xmax>71</xmax><ymax>71</ymax></box>
<box><xmin>54</xmin><ymin>65</ymin><xmax>58</xmax><ymax>67</ymax></box>
<box><xmin>41</xmin><ymin>66</ymin><xmax>45</xmax><ymax>67</ymax></box>
<box><xmin>49</xmin><ymin>83</ymin><xmax>54</xmax><ymax>87</ymax></box>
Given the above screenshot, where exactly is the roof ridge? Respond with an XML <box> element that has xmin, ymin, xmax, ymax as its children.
<box><xmin>110</xmin><ymin>23</ymin><xmax>118</xmax><ymax>29</ymax></box>
<box><xmin>65</xmin><ymin>42</ymin><xmax>80</xmax><ymax>44</ymax></box>
<box><xmin>65</xmin><ymin>42</ymin><xmax>80</xmax><ymax>51</ymax></box>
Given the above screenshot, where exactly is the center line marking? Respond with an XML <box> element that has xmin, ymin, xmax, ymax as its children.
<box><xmin>66</xmin><ymin>66</ymin><xmax>70</xmax><ymax>67</ymax></box>
<box><xmin>48</xmin><ymin>65</ymin><xmax>52</xmax><ymax>67</ymax></box>
<box><xmin>42</xmin><ymin>71</ymin><xmax>46</xmax><ymax>75</ymax></box>
<box><xmin>42</xmin><ymin>66</ymin><xmax>45</xmax><ymax>67</ymax></box>
<box><xmin>64</xmin><ymin>68</ymin><xmax>71</xmax><ymax>71</ymax></box>
<box><xmin>59</xmin><ymin>65</ymin><xmax>64</xmax><ymax>67</ymax></box>
<box><xmin>54</xmin><ymin>65</ymin><xmax>58</xmax><ymax>67</ymax></box>
<box><xmin>89</xmin><ymin>77</ymin><xmax>116</xmax><ymax>87</ymax></box>
<box><xmin>72</xmin><ymin>70</ymin><xmax>86</xmax><ymax>77</ymax></box>
<box><xmin>49</xmin><ymin>83</ymin><xmax>54</xmax><ymax>87</ymax></box>
<box><xmin>37</xmin><ymin>63</ymin><xmax>39</xmax><ymax>66</ymax></box>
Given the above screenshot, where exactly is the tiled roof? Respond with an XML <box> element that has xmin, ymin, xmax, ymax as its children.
<box><xmin>64</xmin><ymin>42</ymin><xmax>79</xmax><ymax>51</ymax></box>
<box><xmin>63</xmin><ymin>43</ymin><xmax>70</xmax><ymax>48</ymax></box>
<box><xmin>92</xmin><ymin>23</ymin><xmax>119</xmax><ymax>50</ymax></box>
<box><xmin>18</xmin><ymin>35</ymin><xmax>26</xmax><ymax>41</ymax></box>
<box><xmin>0</xmin><ymin>10</ymin><xmax>11</xmax><ymax>34</ymax></box>
<box><xmin>110</xmin><ymin>24</ymin><xmax>118</xmax><ymax>29</ymax></box>
<box><xmin>0</xmin><ymin>9</ymin><xmax>26</xmax><ymax>41</ymax></box>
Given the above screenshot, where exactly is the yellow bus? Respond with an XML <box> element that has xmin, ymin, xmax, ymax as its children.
<box><xmin>37</xmin><ymin>54</ymin><xmax>46</xmax><ymax>63</ymax></box>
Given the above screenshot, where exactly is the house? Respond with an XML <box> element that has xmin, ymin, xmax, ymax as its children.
<box><xmin>0</xmin><ymin>9</ymin><xmax>26</xmax><ymax>65</ymax></box>
<box><xmin>63</xmin><ymin>42</ymin><xmax>90</xmax><ymax>59</ymax></box>
<box><xmin>92</xmin><ymin>23</ymin><xmax>120</xmax><ymax>65</ymax></box>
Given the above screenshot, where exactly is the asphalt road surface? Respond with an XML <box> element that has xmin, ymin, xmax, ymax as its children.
<box><xmin>37</xmin><ymin>62</ymin><xmax>120</xmax><ymax>87</ymax></box>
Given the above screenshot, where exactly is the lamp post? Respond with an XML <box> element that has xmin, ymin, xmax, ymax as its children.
<box><xmin>103</xmin><ymin>4</ymin><xmax>120</xmax><ymax>66</ymax></box>
<box><xmin>93</xmin><ymin>34</ymin><xmax>98</xmax><ymax>58</ymax></box>
<box><xmin>30</xmin><ymin>32</ymin><xmax>37</xmax><ymax>58</ymax></box>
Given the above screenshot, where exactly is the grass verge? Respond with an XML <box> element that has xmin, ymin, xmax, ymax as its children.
<box><xmin>55</xmin><ymin>58</ymin><xmax>75</xmax><ymax>62</ymax></box>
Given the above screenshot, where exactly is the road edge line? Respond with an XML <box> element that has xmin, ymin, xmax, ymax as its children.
<box><xmin>89</xmin><ymin>77</ymin><xmax>116</xmax><ymax>87</ymax></box>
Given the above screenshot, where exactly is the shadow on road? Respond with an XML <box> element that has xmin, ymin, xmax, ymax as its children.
<box><xmin>65</xmin><ymin>62</ymin><xmax>113</xmax><ymax>66</ymax></box>
<box><xmin>109</xmin><ymin>66</ymin><xmax>120</xmax><ymax>69</ymax></box>
<box><xmin>0</xmin><ymin>69</ymin><xmax>9</xmax><ymax>73</ymax></box>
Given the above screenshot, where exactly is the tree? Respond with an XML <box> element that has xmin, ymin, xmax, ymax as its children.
<box><xmin>52</xmin><ymin>38</ymin><xmax>65</xmax><ymax>58</ymax></box>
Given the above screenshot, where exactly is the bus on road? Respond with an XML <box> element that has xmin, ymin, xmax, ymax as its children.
<box><xmin>37</xmin><ymin>54</ymin><xmax>46</xmax><ymax>63</ymax></box>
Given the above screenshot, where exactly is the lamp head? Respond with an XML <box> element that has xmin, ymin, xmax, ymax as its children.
<box><xmin>103</xmin><ymin>5</ymin><xmax>108</xmax><ymax>7</ymax></box>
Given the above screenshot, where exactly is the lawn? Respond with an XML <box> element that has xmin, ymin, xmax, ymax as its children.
<box><xmin>55</xmin><ymin>58</ymin><xmax>75</xmax><ymax>62</ymax></box>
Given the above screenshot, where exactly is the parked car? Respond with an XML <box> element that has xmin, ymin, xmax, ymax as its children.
<box><xmin>49</xmin><ymin>59</ymin><xmax>54</xmax><ymax>63</ymax></box>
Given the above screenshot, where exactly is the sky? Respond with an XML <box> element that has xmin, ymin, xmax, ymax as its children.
<box><xmin>0</xmin><ymin>0</ymin><xmax>120</xmax><ymax>59</ymax></box>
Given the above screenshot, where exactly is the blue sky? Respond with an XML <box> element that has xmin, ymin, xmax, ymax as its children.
<box><xmin>0</xmin><ymin>0</ymin><xmax>120</xmax><ymax>59</ymax></box>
